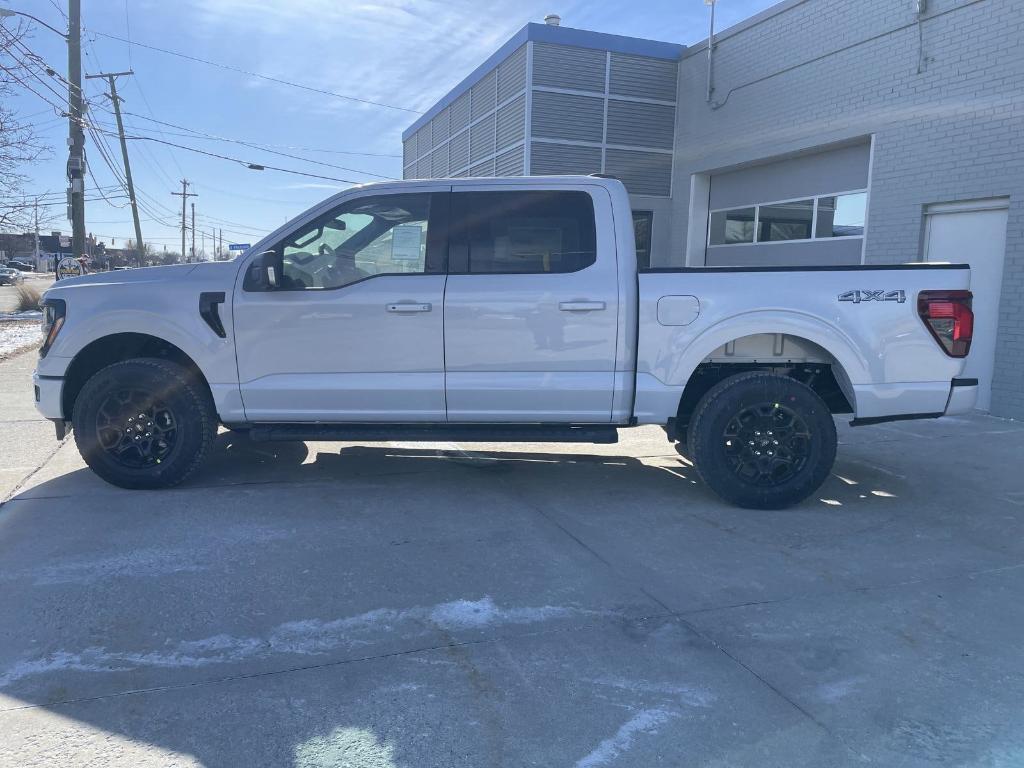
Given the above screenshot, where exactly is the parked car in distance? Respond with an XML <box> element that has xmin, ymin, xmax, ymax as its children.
<box><xmin>33</xmin><ymin>176</ymin><xmax>978</xmax><ymax>508</ymax></box>
<box><xmin>5</xmin><ymin>260</ymin><xmax>35</xmax><ymax>272</ymax></box>
<box><xmin>0</xmin><ymin>266</ymin><xmax>25</xmax><ymax>285</ymax></box>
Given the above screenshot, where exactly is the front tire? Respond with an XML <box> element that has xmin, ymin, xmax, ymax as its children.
<box><xmin>687</xmin><ymin>372</ymin><xmax>837</xmax><ymax>509</ymax></box>
<box><xmin>72</xmin><ymin>358</ymin><xmax>217</xmax><ymax>489</ymax></box>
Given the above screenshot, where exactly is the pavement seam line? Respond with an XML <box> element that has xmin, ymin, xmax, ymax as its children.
<box><xmin>0</xmin><ymin>436</ymin><xmax>68</xmax><ymax>508</ymax></box>
<box><xmin>678</xmin><ymin>559</ymin><xmax>1024</xmax><ymax>618</ymax></box>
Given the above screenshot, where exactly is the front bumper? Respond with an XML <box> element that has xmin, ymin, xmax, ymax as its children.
<box><xmin>33</xmin><ymin>372</ymin><xmax>64</xmax><ymax>420</ymax></box>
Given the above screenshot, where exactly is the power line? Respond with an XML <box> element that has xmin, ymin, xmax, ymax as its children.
<box><xmin>122</xmin><ymin>0</ymin><xmax>133</xmax><ymax>70</ymax></box>
<box><xmin>102</xmin><ymin>114</ymin><xmax>395</xmax><ymax>179</ymax></box>
<box><xmin>127</xmin><ymin>75</ymin><xmax>185</xmax><ymax>177</ymax></box>
<box><xmin>87</xmin><ymin>29</ymin><xmax>423</xmax><ymax>115</ymax></box>
<box><xmin>120</xmin><ymin>111</ymin><xmax>402</xmax><ymax>158</ymax></box>
<box><xmin>92</xmin><ymin>127</ymin><xmax>375</xmax><ymax>185</ymax></box>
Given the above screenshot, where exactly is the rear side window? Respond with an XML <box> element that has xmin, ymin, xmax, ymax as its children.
<box><xmin>450</xmin><ymin>190</ymin><xmax>596</xmax><ymax>274</ymax></box>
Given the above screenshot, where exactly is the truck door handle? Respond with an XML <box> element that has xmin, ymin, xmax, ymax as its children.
<box><xmin>386</xmin><ymin>302</ymin><xmax>432</xmax><ymax>313</ymax></box>
<box><xmin>559</xmin><ymin>301</ymin><xmax>606</xmax><ymax>312</ymax></box>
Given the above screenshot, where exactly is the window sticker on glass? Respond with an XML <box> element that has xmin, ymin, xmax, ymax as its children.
<box><xmin>391</xmin><ymin>224</ymin><xmax>423</xmax><ymax>261</ymax></box>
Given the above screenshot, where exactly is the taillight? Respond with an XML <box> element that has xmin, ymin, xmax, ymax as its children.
<box><xmin>918</xmin><ymin>290</ymin><xmax>973</xmax><ymax>357</ymax></box>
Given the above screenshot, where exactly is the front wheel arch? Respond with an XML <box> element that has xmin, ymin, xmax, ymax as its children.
<box><xmin>63</xmin><ymin>333</ymin><xmax>214</xmax><ymax>422</ymax></box>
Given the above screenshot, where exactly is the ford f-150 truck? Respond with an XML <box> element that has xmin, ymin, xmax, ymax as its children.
<box><xmin>33</xmin><ymin>176</ymin><xmax>977</xmax><ymax>508</ymax></box>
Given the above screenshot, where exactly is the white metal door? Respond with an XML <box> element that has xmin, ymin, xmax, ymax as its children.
<box><xmin>443</xmin><ymin>186</ymin><xmax>620</xmax><ymax>422</ymax></box>
<box><xmin>233</xmin><ymin>189</ymin><xmax>448</xmax><ymax>422</ymax></box>
<box><xmin>234</xmin><ymin>275</ymin><xmax>447</xmax><ymax>421</ymax></box>
<box><xmin>924</xmin><ymin>199</ymin><xmax>1009</xmax><ymax>411</ymax></box>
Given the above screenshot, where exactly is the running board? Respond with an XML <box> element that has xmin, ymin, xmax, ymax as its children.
<box><xmin>247</xmin><ymin>423</ymin><xmax>620</xmax><ymax>444</ymax></box>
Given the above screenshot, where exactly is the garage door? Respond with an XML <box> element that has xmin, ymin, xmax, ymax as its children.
<box><xmin>924</xmin><ymin>198</ymin><xmax>1009</xmax><ymax>411</ymax></box>
<box><xmin>705</xmin><ymin>142</ymin><xmax>870</xmax><ymax>267</ymax></box>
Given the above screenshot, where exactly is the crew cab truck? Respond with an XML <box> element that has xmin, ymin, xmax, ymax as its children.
<box><xmin>33</xmin><ymin>177</ymin><xmax>977</xmax><ymax>508</ymax></box>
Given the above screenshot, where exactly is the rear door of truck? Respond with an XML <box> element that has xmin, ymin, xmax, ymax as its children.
<box><xmin>443</xmin><ymin>183</ymin><xmax>620</xmax><ymax>422</ymax></box>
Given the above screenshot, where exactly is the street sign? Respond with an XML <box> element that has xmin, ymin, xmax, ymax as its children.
<box><xmin>228</xmin><ymin>243</ymin><xmax>251</xmax><ymax>251</ymax></box>
<box><xmin>56</xmin><ymin>256</ymin><xmax>84</xmax><ymax>280</ymax></box>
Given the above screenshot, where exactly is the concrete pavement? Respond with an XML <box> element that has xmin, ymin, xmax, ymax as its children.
<box><xmin>1</xmin><ymin>345</ymin><xmax>1024</xmax><ymax>767</ymax></box>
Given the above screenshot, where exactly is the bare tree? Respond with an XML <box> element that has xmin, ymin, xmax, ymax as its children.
<box><xmin>0</xmin><ymin>22</ymin><xmax>52</xmax><ymax>231</ymax></box>
<box><xmin>122</xmin><ymin>238</ymin><xmax>154</xmax><ymax>266</ymax></box>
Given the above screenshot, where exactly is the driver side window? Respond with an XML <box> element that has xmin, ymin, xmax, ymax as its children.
<box><xmin>278</xmin><ymin>193</ymin><xmax>432</xmax><ymax>290</ymax></box>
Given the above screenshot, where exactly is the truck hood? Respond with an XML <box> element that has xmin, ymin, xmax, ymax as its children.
<box><xmin>50</xmin><ymin>261</ymin><xmax>235</xmax><ymax>290</ymax></box>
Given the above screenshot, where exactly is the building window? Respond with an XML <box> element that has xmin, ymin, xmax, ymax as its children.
<box><xmin>709</xmin><ymin>207</ymin><xmax>756</xmax><ymax>245</ymax></box>
<box><xmin>757</xmin><ymin>199</ymin><xmax>813</xmax><ymax>242</ymax></box>
<box><xmin>815</xmin><ymin>192</ymin><xmax>867</xmax><ymax>238</ymax></box>
<box><xmin>709</xmin><ymin>191</ymin><xmax>867</xmax><ymax>247</ymax></box>
<box><xmin>632</xmin><ymin>211</ymin><xmax>653</xmax><ymax>269</ymax></box>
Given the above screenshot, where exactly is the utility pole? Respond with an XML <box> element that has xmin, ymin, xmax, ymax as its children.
<box><xmin>67</xmin><ymin>0</ymin><xmax>86</xmax><ymax>258</ymax></box>
<box><xmin>171</xmin><ymin>180</ymin><xmax>196</xmax><ymax>263</ymax></box>
<box><xmin>33</xmin><ymin>198</ymin><xmax>40</xmax><ymax>268</ymax></box>
<box><xmin>86</xmin><ymin>70</ymin><xmax>144</xmax><ymax>266</ymax></box>
<box><xmin>191</xmin><ymin>202</ymin><xmax>196</xmax><ymax>262</ymax></box>
<box><xmin>218</xmin><ymin>228</ymin><xmax>222</xmax><ymax>261</ymax></box>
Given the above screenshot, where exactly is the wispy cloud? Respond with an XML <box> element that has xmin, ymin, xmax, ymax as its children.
<box><xmin>177</xmin><ymin>0</ymin><xmax>590</xmax><ymax>147</ymax></box>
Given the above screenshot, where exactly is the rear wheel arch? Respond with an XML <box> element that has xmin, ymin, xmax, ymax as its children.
<box><xmin>672</xmin><ymin>332</ymin><xmax>856</xmax><ymax>442</ymax></box>
<box><xmin>62</xmin><ymin>333</ymin><xmax>214</xmax><ymax>421</ymax></box>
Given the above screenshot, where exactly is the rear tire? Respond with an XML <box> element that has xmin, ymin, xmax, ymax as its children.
<box><xmin>687</xmin><ymin>372</ymin><xmax>836</xmax><ymax>509</ymax></box>
<box><xmin>72</xmin><ymin>358</ymin><xmax>216</xmax><ymax>489</ymax></box>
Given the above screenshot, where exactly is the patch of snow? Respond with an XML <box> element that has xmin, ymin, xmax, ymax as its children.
<box><xmin>9</xmin><ymin>524</ymin><xmax>291</xmax><ymax>586</ymax></box>
<box><xmin>0</xmin><ymin>310</ymin><xmax>43</xmax><ymax>321</ymax></box>
<box><xmin>0</xmin><ymin>596</ymin><xmax>593</xmax><ymax>688</ymax></box>
<box><xmin>589</xmin><ymin>675</ymin><xmax>713</xmax><ymax>707</ymax></box>
<box><xmin>575</xmin><ymin>708</ymin><xmax>679</xmax><ymax>768</ymax></box>
<box><xmin>817</xmin><ymin>676</ymin><xmax>864</xmax><ymax>703</ymax></box>
<box><xmin>0</xmin><ymin>322</ymin><xmax>41</xmax><ymax>357</ymax></box>
<box><xmin>428</xmin><ymin>596</ymin><xmax>575</xmax><ymax>630</ymax></box>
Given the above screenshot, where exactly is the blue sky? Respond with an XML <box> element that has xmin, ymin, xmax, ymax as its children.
<box><xmin>5</xmin><ymin>0</ymin><xmax>779</xmax><ymax>254</ymax></box>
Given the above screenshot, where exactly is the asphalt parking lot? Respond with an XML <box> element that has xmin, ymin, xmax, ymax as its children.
<box><xmin>2</xmin><ymin>347</ymin><xmax>1024</xmax><ymax>767</ymax></box>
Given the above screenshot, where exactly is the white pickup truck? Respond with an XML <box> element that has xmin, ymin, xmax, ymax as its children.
<box><xmin>34</xmin><ymin>176</ymin><xmax>978</xmax><ymax>508</ymax></box>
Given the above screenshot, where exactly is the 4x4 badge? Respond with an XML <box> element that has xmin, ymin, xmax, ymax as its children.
<box><xmin>838</xmin><ymin>289</ymin><xmax>906</xmax><ymax>304</ymax></box>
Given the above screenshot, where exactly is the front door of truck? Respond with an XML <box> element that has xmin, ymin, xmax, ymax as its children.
<box><xmin>443</xmin><ymin>186</ymin><xmax>620</xmax><ymax>422</ymax></box>
<box><xmin>233</xmin><ymin>188</ymin><xmax>449</xmax><ymax>422</ymax></box>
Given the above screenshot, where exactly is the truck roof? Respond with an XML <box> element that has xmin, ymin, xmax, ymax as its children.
<box><xmin>343</xmin><ymin>174</ymin><xmax>626</xmax><ymax>194</ymax></box>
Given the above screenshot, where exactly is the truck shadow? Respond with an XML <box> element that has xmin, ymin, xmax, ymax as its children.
<box><xmin>195</xmin><ymin>430</ymin><xmax>906</xmax><ymax>512</ymax></box>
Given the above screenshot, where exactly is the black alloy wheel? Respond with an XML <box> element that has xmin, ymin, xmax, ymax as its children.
<box><xmin>687</xmin><ymin>371</ymin><xmax>837</xmax><ymax>509</ymax></box>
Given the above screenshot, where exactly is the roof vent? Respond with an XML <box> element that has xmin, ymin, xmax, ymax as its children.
<box><xmin>544</xmin><ymin>13</ymin><xmax>561</xmax><ymax>26</ymax></box>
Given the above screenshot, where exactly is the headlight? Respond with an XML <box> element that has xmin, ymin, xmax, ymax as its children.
<box><xmin>40</xmin><ymin>298</ymin><xmax>66</xmax><ymax>358</ymax></box>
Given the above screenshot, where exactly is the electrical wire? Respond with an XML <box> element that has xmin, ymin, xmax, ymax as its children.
<box><xmin>121</xmin><ymin>112</ymin><xmax>401</xmax><ymax>158</ymax></box>
<box><xmin>102</xmin><ymin>116</ymin><xmax>395</xmax><ymax>179</ymax></box>
<box><xmin>91</xmin><ymin>127</ymin><xmax>375</xmax><ymax>185</ymax></box>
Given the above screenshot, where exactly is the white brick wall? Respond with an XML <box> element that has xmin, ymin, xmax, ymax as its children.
<box><xmin>670</xmin><ymin>0</ymin><xmax>1024</xmax><ymax>418</ymax></box>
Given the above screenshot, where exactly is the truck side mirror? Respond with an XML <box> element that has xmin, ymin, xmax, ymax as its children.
<box><xmin>243</xmin><ymin>250</ymin><xmax>283</xmax><ymax>291</ymax></box>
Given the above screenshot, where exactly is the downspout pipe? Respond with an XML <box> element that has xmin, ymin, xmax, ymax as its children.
<box><xmin>706</xmin><ymin>0</ymin><xmax>716</xmax><ymax>102</ymax></box>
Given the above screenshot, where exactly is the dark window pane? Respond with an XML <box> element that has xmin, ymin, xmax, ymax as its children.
<box><xmin>709</xmin><ymin>208</ymin><xmax>755</xmax><ymax>245</ymax></box>
<box><xmin>757</xmin><ymin>199</ymin><xmax>813</xmax><ymax>242</ymax></box>
<box><xmin>632</xmin><ymin>210</ymin><xmax>653</xmax><ymax>269</ymax></box>
<box><xmin>453</xmin><ymin>191</ymin><xmax>596</xmax><ymax>274</ymax></box>
<box><xmin>816</xmin><ymin>192</ymin><xmax>866</xmax><ymax>238</ymax></box>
